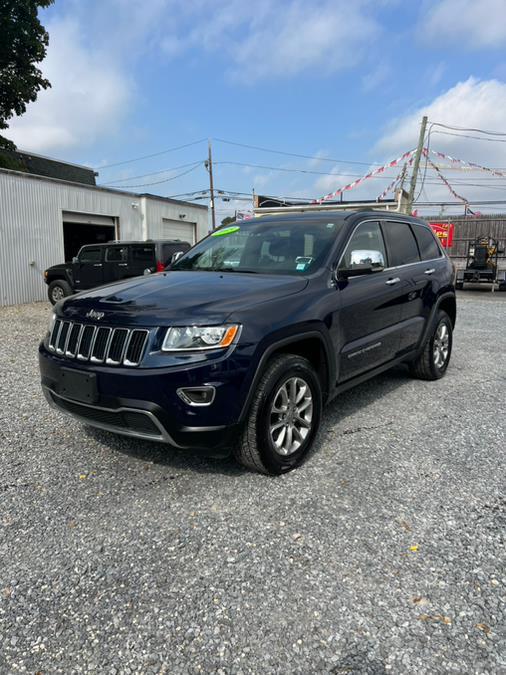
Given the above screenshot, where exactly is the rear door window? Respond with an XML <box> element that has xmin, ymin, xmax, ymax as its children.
<box><xmin>382</xmin><ymin>221</ymin><xmax>420</xmax><ymax>267</ymax></box>
<box><xmin>412</xmin><ymin>225</ymin><xmax>442</xmax><ymax>261</ymax></box>
<box><xmin>105</xmin><ymin>246</ymin><xmax>128</xmax><ymax>262</ymax></box>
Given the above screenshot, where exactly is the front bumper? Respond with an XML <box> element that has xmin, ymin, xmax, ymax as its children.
<box><xmin>39</xmin><ymin>345</ymin><xmax>250</xmax><ymax>448</ymax></box>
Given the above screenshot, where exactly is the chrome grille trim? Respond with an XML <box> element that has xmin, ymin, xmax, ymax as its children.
<box><xmin>65</xmin><ymin>323</ymin><xmax>83</xmax><ymax>358</ymax></box>
<box><xmin>106</xmin><ymin>328</ymin><xmax>130</xmax><ymax>365</ymax></box>
<box><xmin>56</xmin><ymin>321</ymin><xmax>71</xmax><ymax>354</ymax></box>
<box><xmin>48</xmin><ymin>321</ymin><xmax>149</xmax><ymax>367</ymax></box>
<box><xmin>90</xmin><ymin>327</ymin><xmax>113</xmax><ymax>363</ymax></box>
<box><xmin>50</xmin><ymin>319</ymin><xmax>62</xmax><ymax>351</ymax></box>
<box><xmin>124</xmin><ymin>329</ymin><xmax>150</xmax><ymax>367</ymax></box>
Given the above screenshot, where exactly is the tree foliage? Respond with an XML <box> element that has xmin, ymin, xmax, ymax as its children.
<box><xmin>0</xmin><ymin>0</ymin><xmax>54</xmax><ymax>150</ymax></box>
<box><xmin>221</xmin><ymin>215</ymin><xmax>236</xmax><ymax>227</ymax></box>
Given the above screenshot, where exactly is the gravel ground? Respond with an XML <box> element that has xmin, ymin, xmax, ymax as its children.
<box><xmin>0</xmin><ymin>293</ymin><xmax>504</xmax><ymax>674</ymax></box>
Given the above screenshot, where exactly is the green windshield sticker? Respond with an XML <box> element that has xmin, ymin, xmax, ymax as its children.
<box><xmin>211</xmin><ymin>225</ymin><xmax>240</xmax><ymax>237</ymax></box>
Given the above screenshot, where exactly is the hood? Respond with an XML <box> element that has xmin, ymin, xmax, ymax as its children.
<box><xmin>59</xmin><ymin>271</ymin><xmax>308</xmax><ymax>325</ymax></box>
<box><xmin>47</xmin><ymin>262</ymin><xmax>70</xmax><ymax>272</ymax></box>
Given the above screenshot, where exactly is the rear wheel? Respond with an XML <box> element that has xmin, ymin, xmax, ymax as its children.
<box><xmin>48</xmin><ymin>279</ymin><xmax>72</xmax><ymax>305</ymax></box>
<box><xmin>409</xmin><ymin>310</ymin><xmax>453</xmax><ymax>380</ymax></box>
<box><xmin>234</xmin><ymin>354</ymin><xmax>322</xmax><ymax>475</ymax></box>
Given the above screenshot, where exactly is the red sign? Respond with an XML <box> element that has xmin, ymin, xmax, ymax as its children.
<box><xmin>428</xmin><ymin>222</ymin><xmax>454</xmax><ymax>248</ymax></box>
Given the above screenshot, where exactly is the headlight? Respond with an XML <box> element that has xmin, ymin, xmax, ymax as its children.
<box><xmin>161</xmin><ymin>324</ymin><xmax>240</xmax><ymax>351</ymax></box>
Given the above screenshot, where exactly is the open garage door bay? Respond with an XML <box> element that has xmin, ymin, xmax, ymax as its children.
<box><xmin>62</xmin><ymin>211</ymin><xmax>116</xmax><ymax>261</ymax></box>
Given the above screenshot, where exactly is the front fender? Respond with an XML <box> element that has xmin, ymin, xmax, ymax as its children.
<box><xmin>237</xmin><ymin>325</ymin><xmax>335</xmax><ymax>422</ymax></box>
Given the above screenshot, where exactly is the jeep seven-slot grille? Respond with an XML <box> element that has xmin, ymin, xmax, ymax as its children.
<box><xmin>48</xmin><ymin>320</ymin><xmax>149</xmax><ymax>366</ymax></box>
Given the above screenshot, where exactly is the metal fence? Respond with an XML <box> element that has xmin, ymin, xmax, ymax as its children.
<box><xmin>431</xmin><ymin>214</ymin><xmax>506</xmax><ymax>269</ymax></box>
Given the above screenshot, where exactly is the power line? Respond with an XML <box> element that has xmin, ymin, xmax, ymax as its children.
<box><xmin>105</xmin><ymin>163</ymin><xmax>202</xmax><ymax>188</ymax></box>
<box><xmin>213</xmin><ymin>137</ymin><xmax>385</xmax><ymax>167</ymax></box>
<box><xmin>428</xmin><ymin>121</ymin><xmax>506</xmax><ymax>136</ymax></box>
<box><xmin>214</xmin><ymin>160</ymin><xmax>400</xmax><ymax>178</ymax></box>
<box><xmin>432</xmin><ymin>130</ymin><xmax>506</xmax><ymax>144</ymax></box>
<box><xmin>96</xmin><ymin>139</ymin><xmax>207</xmax><ymax>170</ymax></box>
<box><xmin>99</xmin><ymin>161</ymin><xmax>205</xmax><ymax>186</ymax></box>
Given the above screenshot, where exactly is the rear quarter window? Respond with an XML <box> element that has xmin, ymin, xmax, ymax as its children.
<box><xmin>131</xmin><ymin>246</ymin><xmax>156</xmax><ymax>264</ymax></box>
<box><xmin>412</xmin><ymin>225</ymin><xmax>442</xmax><ymax>261</ymax></box>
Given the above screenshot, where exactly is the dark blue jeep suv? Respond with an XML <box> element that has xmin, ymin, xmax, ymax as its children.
<box><xmin>39</xmin><ymin>211</ymin><xmax>456</xmax><ymax>474</ymax></box>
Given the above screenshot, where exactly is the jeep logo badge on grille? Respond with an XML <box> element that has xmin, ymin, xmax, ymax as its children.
<box><xmin>86</xmin><ymin>309</ymin><xmax>105</xmax><ymax>321</ymax></box>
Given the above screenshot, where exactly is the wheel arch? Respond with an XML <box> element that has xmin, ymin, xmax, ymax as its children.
<box><xmin>437</xmin><ymin>293</ymin><xmax>456</xmax><ymax>327</ymax></box>
<box><xmin>238</xmin><ymin>330</ymin><xmax>334</xmax><ymax>422</ymax></box>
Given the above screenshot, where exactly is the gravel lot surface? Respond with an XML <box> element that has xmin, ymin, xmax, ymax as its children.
<box><xmin>0</xmin><ymin>293</ymin><xmax>504</xmax><ymax>674</ymax></box>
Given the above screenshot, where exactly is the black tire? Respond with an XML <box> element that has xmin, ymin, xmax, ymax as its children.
<box><xmin>234</xmin><ymin>354</ymin><xmax>322</xmax><ymax>475</ymax></box>
<box><xmin>409</xmin><ymin>310</ymin><xmax>453</xmax><ymax>381</ymax></box>
<box><xmin>48</xmin><ymin>279</ymin><xmax>72</xmax><ymax>305</ymax></box>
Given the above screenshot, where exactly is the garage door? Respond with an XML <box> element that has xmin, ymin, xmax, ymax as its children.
<box><xmin>161</xmin><ymin>219</ymin><xmax>196</xmax><ymax>244</ymax></box>
<box><xmin>62</xmin><ymin>211</ymin><xmax>117</xmax><ymax>261</ymax></box>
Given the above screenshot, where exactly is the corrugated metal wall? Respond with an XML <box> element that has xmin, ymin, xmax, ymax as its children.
<box><xmin>145</xmin><ymin>200</ymin><xmax>207</xmax><ymax>243</ymax></box>
<box><xmin>0</xmin><ymin>171</ymin><xmax>208</xmax><ymax>306</ymax></box>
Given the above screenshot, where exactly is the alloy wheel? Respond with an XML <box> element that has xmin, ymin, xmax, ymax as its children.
<box><xmin>269</xmin><ymin>376</ymin><xmax>313</xmax><ymax>456</ymax></box>
<box><xmin>52</xmin><ymin>286</ymin><xmax>64</xmax><ymax>302</ymax></box>
<box><xmin>433</xmin><ymin>322</ymin><xmax>450</xmax><ymax>369</ymax></box>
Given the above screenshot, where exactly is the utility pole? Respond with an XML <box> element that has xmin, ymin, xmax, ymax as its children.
<box><xmin>206</xmin><ymin>139</ymin><xmax>216</xmax><ymax>230</ymax></box>
<box><xmin>406</xmin><ymin>115</ymin><xmax>428</xmax><ymax>214</ymax></box>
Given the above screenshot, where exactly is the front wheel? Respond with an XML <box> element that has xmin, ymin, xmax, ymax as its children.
<box><xmin>48</xmin><ymin>279</ymin><xmax>72</xmax><ymax>305</ymax></box>
<box><xmin>409</xmin><ymin>310</ymin><xmax>453</xmax><ymax>380</ymax></box>
<box><xmin>234</xmin><ymin>354</ymin><xmax>322</xmax><ymax>475</ymax></box>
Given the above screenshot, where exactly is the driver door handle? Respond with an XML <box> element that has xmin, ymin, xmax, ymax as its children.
<box><xmin>424</xmin><ymin>268</ymin><xmax>436</xmax><ymax>275</ymax></box>
<box><xmin>93</xmin><ymin>263</ymin><xmax>103</xmax><ymax>267</ymax></box>
<box><xmin>385</xmin><ymin>277</ymin><xmax>400</xmax><ymax>285</ymax></box>
<box><xmin>118</xmin><ymin>263</ymin><xmax>128</xmax><ymax>267</ymax></box>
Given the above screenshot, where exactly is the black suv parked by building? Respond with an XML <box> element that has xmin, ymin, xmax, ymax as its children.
<box><xmin>39</xmin><ymin>211</ymin><xmax>456</xmax><ymax>474</ymax></box>
<box><xmin>44</xmin><ymin>239</ymin><xmax>191</xmax><ymax>304</ymax></box>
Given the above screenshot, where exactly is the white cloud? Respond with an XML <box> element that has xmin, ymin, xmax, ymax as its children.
<box><xmin>375</xmin><ymin>77</ymin><xmax>506</xmax><ymax>207</ymax></box>
<box><xmin>162</xmin><ymin>0</ymin><xmax>380</xmax><ymax>81</ymax></box>
<box><xmin>422</xmin><ymin>0</ymin><xmax>506</xmax><ymax>49</ymax></box>
<box><xmin>5</xmin><ymin>0</ymin><xmax>383</xmax><ymax>154</ymax></box>
<box><xmin>376</xmin><ymin>78</ymin><xmax>506</xmax><ymax>164</ymax></box>
<box><xmin>224</xmin><ymin>1</ymin><xmax>379</xmax><ymax>80</ymax></box>
<box><xmin>6</xmin><ymin>18</ymin><xmax>131</xmax><ymax>154</ymax></box>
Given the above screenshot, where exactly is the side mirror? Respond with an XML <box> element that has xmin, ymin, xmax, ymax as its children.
<box><xmin>72</xmin><ymin>256</ymin><xmax>79</xmax><ymax>263</ymax></box>
<box><xmin>171</xmin><ymin>250</ymin><xmax>185</xmax><ymax>264</ymax></box>
<box><xmin>337</xmin><ymin>249</ymin><xmax>385</xmax><ymax>279</ymax></box>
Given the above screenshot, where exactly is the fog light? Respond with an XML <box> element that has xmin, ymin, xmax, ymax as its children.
<box><xmin>177</xmin><ymin>386</ymin><xmax>216</xmax><ymax>406</ymax></box>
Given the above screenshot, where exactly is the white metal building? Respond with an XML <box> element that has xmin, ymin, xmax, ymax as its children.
<box><xmin>0</xmin><ymin>166</ymin><xmax>209</xmax><ymax>306</ymax></box>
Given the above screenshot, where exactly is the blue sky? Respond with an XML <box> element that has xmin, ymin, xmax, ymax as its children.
<box><xmin>7</xmin><ymin>0</ymin><xmax>506</xmax><ymax>219</ymax></box>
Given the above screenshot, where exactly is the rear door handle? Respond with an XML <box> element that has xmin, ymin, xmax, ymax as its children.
<box><xmin>118</xmin><ymin>263</ymin><xmax>128</xmax><ymax>267</ymax></box>
<box><xmin>385</xmin><ymin>277</ymin><xmax>400</xmax><ymax>285</ymax></box>
<box><xmin>424</xmin><ymin>268</ymin><xmax>436</xmax><ymax>275</ymax></box>
<box><xmin>93</xmin><ymin>263</ymin><xmax>103</xmax><ymax>267</ymax></box>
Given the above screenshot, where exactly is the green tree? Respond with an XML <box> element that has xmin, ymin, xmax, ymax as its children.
<box><xmin>0</xmin><ymin>0</ymin><xmax>54</xmax><ymax>150</ymax></box>
<box><xmin>221</xmin><ymin>215</ymin><xmax>236</xmax><ymax>227</ymax></box>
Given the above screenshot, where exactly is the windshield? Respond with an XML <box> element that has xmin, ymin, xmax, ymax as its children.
<box><xmin>172</xmin><ymin>219</ymin><xmax>343</xmax><ymax>275</ymax></box>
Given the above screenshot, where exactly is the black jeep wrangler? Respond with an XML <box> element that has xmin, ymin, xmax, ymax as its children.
<box><xmin>44</xmin><ymin>239</ymin><xmax>191</xmax><ymax>304</ymax></box>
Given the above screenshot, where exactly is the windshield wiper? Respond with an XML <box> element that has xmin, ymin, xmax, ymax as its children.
<box><xmin>214</xmin><ymin>267</ymin><xmax>259</xmax><ymax>273</ymax></box>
